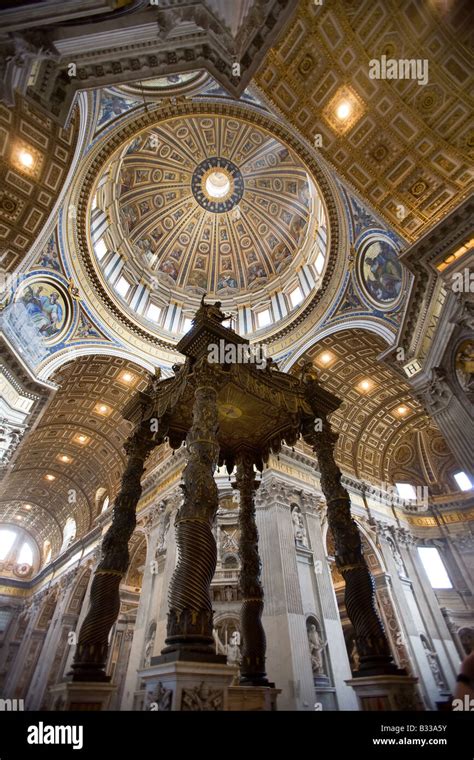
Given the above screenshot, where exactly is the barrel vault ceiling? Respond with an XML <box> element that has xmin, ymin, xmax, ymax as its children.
<box><xmin>0</xmin><ymin>356</ymin><xmax>149</xmax><ymax>556</ymax></box>
<box><xmin>256</xmin><ymin>0</ymin><xmax>473</xmax><ymax>241</ymax></box>
<box><xmin>295</xmin><ymin>329</ymin><xmax>459</xmax><ymax>489</ymax></box>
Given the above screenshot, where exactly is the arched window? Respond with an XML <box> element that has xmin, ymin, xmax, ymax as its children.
<box><xmin>0</xmin><ymin>526</ymin><xmax>37</xmax><ymax>575</ymax></box>
<box><xmin>60</xmin><ymin>517</ymin><xmax>77</xmax><ymax>553</ymax></box>
<box><xmin>0</xmin><ymin>530</ymin><xmax>16</xmax><ymax>561</ymax></box>
<box><xmin>18</xmin><ymin>542</ymin><xmax>33</xmax><ymax>566</ymax></box>
<box><xmin>101</xmin><ymin>495</ymin><xmax>110</xmax><ymax>513</ymax></box>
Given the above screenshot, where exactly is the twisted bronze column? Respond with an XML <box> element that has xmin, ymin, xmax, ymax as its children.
<box><xmin>70</xmin><ymin>422</ymin><xmax>155</xmax><ymax>681</ymax></box>
<box><xmin>234</xmin><ymin>452</ymin><xmax>270</xmax><ymax>686</ymax></box>
<box><xmin>162</xmin><ymin>359</ymin><xmax>221</xmax><ymax>657</ymax></box>
<box><xmin>302</xmin><ymin>417</ymin><xmax>400</xmax><ymax>676</ymax></box>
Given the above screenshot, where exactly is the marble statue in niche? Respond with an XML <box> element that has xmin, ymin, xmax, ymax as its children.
<box><xmin>292</xmin><ymin>506</ymin><xmax>308</xmax><ymax>548</ymax></box>
<box><xmin>307</xmin><ymin>620</ymin><xmax>327</xmax><ymax>675</ymax></box>
<box><xmin>227</xmin><ymin>631</ymin><xmax>242</xmax><ymax>667</ymax></box>
<box><xmin>155</xmin><ymin>513</ymin><xmax>170</xmax><ymax>555</ymax></box>
<box><xmin>421</xmin><ymin>635</ymin><xmax>447</xmax><ymax>690</ymax></box>
<box><xmin>213</xmin><ymin>621</ymin><xmax>241</xmax><ymax>667</ymax></box>
<box><xmin>143</xmin><ymin>620</ymin><xmax>156</xmax><ymax>668</ymax></box>
<box><xmin>213</xmin><ymin>627</ymin><xmax>226</xmax><ymax>656</ymax></box>
<box><xmin>458</xmin><ymin>627</ymin><xmax>474</xmax><ymax>655</ymax></box>
<box><xmin>385</xmin><ymin>533</ymin><xmax>406</xmax><ymax>577</ymax></box>
<box><xmin>455</xmin><ymin>340</ymin><xmax>474</xmax><ymax>398</ymax></box>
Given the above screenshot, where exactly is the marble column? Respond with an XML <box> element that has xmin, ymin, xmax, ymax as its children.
<box><xmin>155</xmin><ymin>494</ymin><xmax>180</xmax><ymax>653</ymax></box>
<box><xmin>303</xmin><ymin>495</ymin><xmax>358</xmax><ymax>709</ymax></box>
<box><xmin>254</xmin><ymin>476</ymin><xmax>315</xmax><ymax>709</ymax></box>
<box><xmin>121</xmin><ymin>492</ymin><xmax>180</xmax><ymax>709</ymax></box>
<box><xmin>71</xmin><ymin>421</ymin><xmax>156</xmax><ymax>681</ymax></box>
<box><xmin>400</xmin><ymin>539</ymin><xmax>459</xmax><ymax>693</ymax></box>
<box><xmin>161</xmin><ymin>359</ymin><xmax>221</xmax><ymax>657</ymax></box>
<box><xmin>61</xmin><ymin>551</ymin><xmax>100</xmax><ymax>679</ymax></box>
<box><xmin>0</xmin><ymin>598</ymin><xmax>23</xmax><ymax>693</ymax></box>
<box><xmin>375</xmin><ymin>524</ymin><xmax>437</xmax><ymax>707</ymax></box>
<box><xmin>302</xmin><ymin>417</ymin><xmax>399</xmax><ymax>676</ymax></box>
<box><xmin>234</xmin><ymin>451</ymin><xmax>269</xmax><ymax>686</ymax></box>
<box><xmin>419</xmin><ymin>368</ymin><xmax>473</xmax><ymax>475</ymax></box>
<box><xmin>2</xmin><ymin>597</ymin><xmax>42</xmax><ymax>698</ymax></box>
<box><xmin>26</xmin><ymin>571</ymin><xmax>75</xmax><ymax>709</ymax></box>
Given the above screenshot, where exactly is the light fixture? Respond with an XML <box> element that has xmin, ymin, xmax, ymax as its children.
<box><xmin>73</xmin><ymin>433</ymin><xmax>89</xmax><ymax>445</ymax></box>
<box><xmin>15</xmin><ymin>515</ymin><xmax>23</xmax><ymax>520</ymax></box>
<box><xmin>58</xmin><ymin>454</ymin><xmax>73</xmax><ymax>464</ymax></box>
<box><xmin>25</xmin><ymin>504</ymin><xmax>31</xmax><ymax>510</ymax></box>
<box><xmin>336</xmin><ymin>101</ymin><xmax>351</xmax><ymax>120</ymax></box>
<box><xmin>323</xmin><ymin>86</ymin><xmax>363</xmax><ymax>136</ymax></box>
<box><xmin>395</xmin><ymin>405</ymin><xmax>409</xmax><ymax>417</ymax></box>
<box><xmin>316</xmin><ymin>351</ymin><xmax>336</xmax><ymax>367</ymax></box>
<box><xmin>119</xmin><ymin>371</ymin><xmax>134</xmax><ymax>384</ymax></box>
<box><xmin>94</xmin><ymin>402</ymin><xmax>112</xmax><ymax>416</ymax></box>
<box><xmin>357</xmin><ymin>378</ymin><xmax>374</xmax><ymax>393</ymax></box>
<box><xmin>18</xmin><ymin>149</ymin><xmax>34</xmax><ymax>168</ymax></box>
<box><xmin>45</xmin><ymin>474</ymin><xmax>56</xmax><ymax>481</ymax></box>
<box><xmin>436</xmin><ymin>238</ymin><xmax>474</xmax><ymax>271</ymax></box>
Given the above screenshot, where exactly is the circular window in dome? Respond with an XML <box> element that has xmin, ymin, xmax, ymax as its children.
<box><xmin>191</xmin><ymin>157</ymin><xmax>244</xmax><ymax>213</ymax></box>
<box><xmin>205</xmin><ymin>171</ymin><xmax>230</xmax><ymax>199</ymax></box>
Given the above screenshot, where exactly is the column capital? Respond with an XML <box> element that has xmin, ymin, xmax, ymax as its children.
<box><xmin>417</xmin><ymin>366</ymin><xmax>453</xmax><ymax>414</ymax></box>
<box><xmin>450</xmin><ymin>293</ymin><xmax>474</xmax><ymax>331</ymax></box>
<box><xmin>298</xmin><ymin>489</ymin><xmax>322</xmax><ymax>512</ymax></box>
<box><xmin>256</xmin><ymin>476</ymin><xmax>298</xmax><ymax>506</ymax></box>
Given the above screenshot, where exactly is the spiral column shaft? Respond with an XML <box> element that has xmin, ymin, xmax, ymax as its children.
<box><xmin>303</xmin><ymin>418</ymin><xmax>399</xmax><ymax>676</ymax></box>
<box><xmin>235</xmin><ymin>453</ymin><xmax>269</xmax><ymax>685</ymax></box>
<box><xmin>71</xmin><ymin>423</ymin><xmax>155</xmax><ymax>681</ymax></box>
<box><xmin>163</xmin><ymin>363</ymin><xmax>220</xmax><ymax>656</ymax></box>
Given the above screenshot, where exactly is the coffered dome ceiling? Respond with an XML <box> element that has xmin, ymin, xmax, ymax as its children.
<box><xmin>88</xmin><ymin>111</ymin><xmax>328</xmax><ymax>340</ymax></box>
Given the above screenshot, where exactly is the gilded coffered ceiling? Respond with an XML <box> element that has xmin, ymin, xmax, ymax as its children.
<box><xmin>255</xmin><ymin>0</ymin><xmax>473</xmax><ymax>241</ymax></box>
<box><xmin>0</xmin><ymin>356</ymin><xmax>149</xmax><ymax>556</ymax></box>
<box><xmin>296</xmin><ymin>328</ymin><xmax>458</xmax><ymax>488</ymax></box>
<box><xmin>100</xmin><ymin>114</ymin><xmax>320</xmax><ymax>298</ymax></box>
<box><xmin>0</xmin><ymin>96</ymin><xmax>79</xmax><ymax>273</ymax></box>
